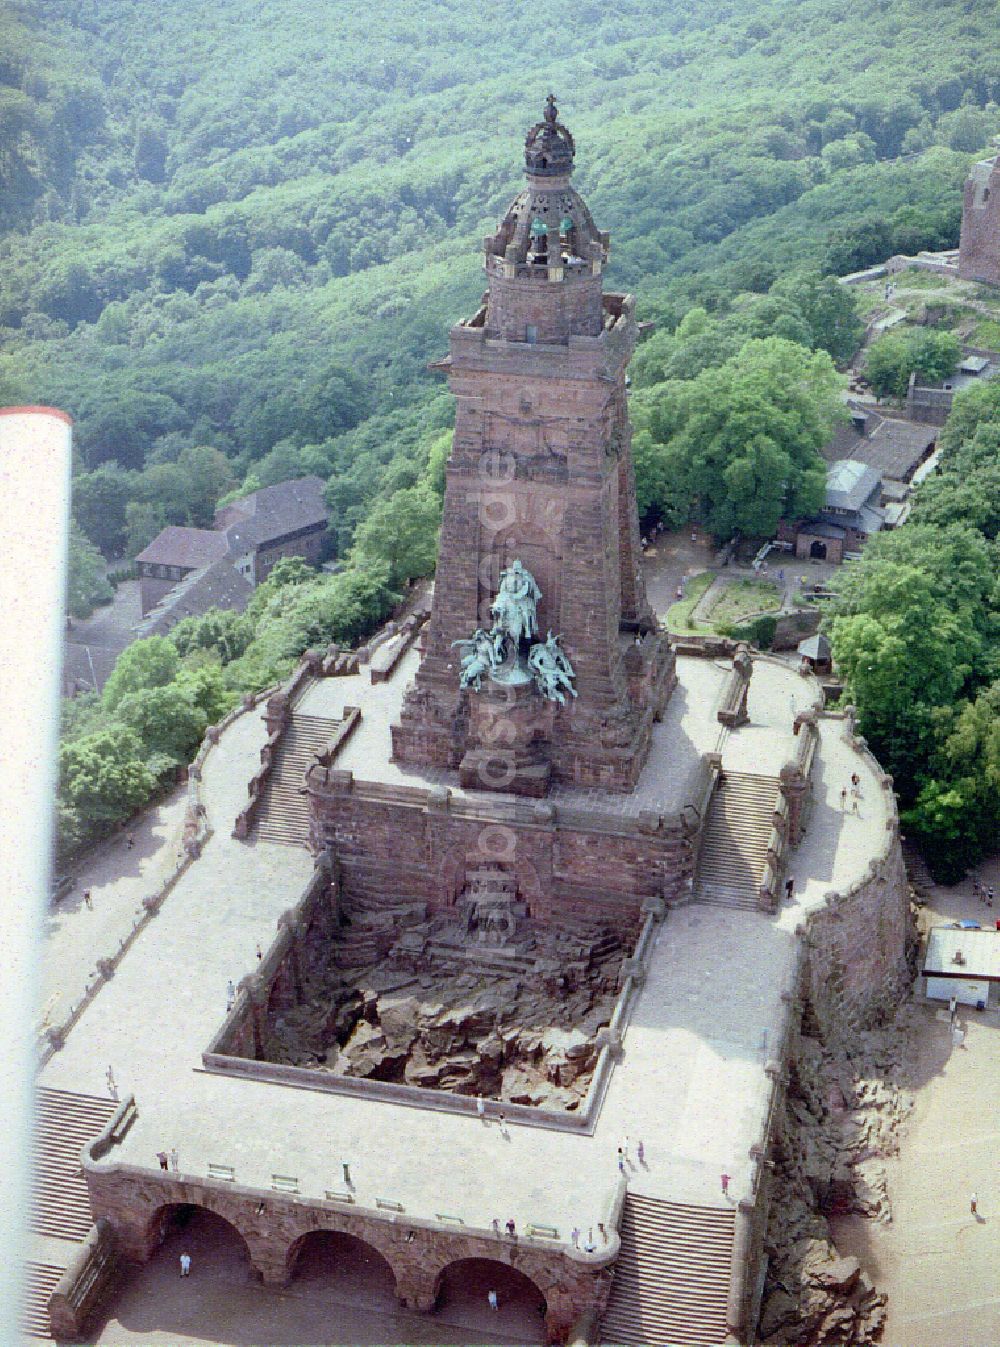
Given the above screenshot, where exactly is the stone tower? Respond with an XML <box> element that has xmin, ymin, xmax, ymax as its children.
<box><xmin>959</xmin><ymin>154</ymin><xmax>1000</xmax><ymax>286</ymax></box>
<box><xmin>392</xmin><ymin>97</ymin><xmax>675</xmax><ymax>793</ymax></box>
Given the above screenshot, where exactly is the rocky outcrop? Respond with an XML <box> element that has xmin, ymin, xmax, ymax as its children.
<box><xmin>759</xmin><ymin>1005</ymin><xmax>919</xmax><ymax>1346</ymax></box>
<box><xmin>262</xmin><ymin>905</ymin><xmax>627</xmax><ymax>1111</ymax></box>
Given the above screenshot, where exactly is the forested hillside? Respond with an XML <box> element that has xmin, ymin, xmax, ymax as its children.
<box><xmin>2</xmin><ymin>0</ymin><xmax>998</xmax><ymax>556</ymax></box>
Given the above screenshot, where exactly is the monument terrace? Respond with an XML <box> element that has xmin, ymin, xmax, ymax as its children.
<box><xmin>33</xmin><ymin>101</ymin><xmax>910</xmax><ymax>1347</ymax></box>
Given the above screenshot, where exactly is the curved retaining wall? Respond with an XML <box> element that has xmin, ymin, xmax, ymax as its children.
<box><xmin>797</xmin><ymin>711</ymin><xmax>911</xmax><ymax>1048</ymax></box>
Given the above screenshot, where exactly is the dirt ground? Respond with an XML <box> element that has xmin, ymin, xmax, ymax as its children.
<box><xmin>829</xmin><ymin>854</ymin><xmax>1000</xmax><ymax>1347</ymax></box>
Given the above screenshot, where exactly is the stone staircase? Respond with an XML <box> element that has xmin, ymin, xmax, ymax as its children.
<box><xmin>25</xmin><ymin>1087</ymin><xmax>118</xmax><ymax>1340</ymax></box>
<box><xmin>256</xmin><ymin>712</ymin><xmax>339</xmax><ymax>846</ymax></box>
<box><xmin>22</xmin><ymin>1262</ymin><xmax>64</xmax><ymax>1341</ymax></box>
<box><xmin>600</xmin><ymin>1194</ymin><xmax>735</xmax><ymax>1346</ymax></box>
<box><xmin>695</xmin><ymin>771</ymin><xmax>780</xmax><ymax>910</ymax></box>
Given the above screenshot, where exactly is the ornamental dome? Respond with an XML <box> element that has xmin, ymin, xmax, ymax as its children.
<box><xmin>524</xmin><ymin>94</ymin><xmax>575</xmax><ymax>178</ymax></box>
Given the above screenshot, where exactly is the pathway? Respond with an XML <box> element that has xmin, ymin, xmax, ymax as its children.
<box><xmin>40</xmin><ymin>786</ymin><xmax>187</xmax><ymax>1031</ymax></box>
<box><xmin>829</xmin><ymin>862</ymin><xmax>1000</xmax><ymax>1347</ymax></box>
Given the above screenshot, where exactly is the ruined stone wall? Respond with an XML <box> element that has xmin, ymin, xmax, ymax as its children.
<box><xmin>959</xmin><ymin>156</ymin><xmax>1000</xmax><ymax>286</ymax></box>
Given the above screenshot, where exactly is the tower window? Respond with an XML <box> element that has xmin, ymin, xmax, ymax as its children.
<box><xmin>525</xmin><ymin>325</ymin><xmax>538</xmax><ymax>344</ymax></box>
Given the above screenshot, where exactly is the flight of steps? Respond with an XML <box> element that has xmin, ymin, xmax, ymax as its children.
<box><xmin>600</xmin><ymin>1194</ymin><xmax>735</xmax><ymax>1346</ymax></box>
<box><xmin>25</xmin><ymin>1087</ymin><xmax>118</xmax><ymax>1340</ymax></box>
<box><xmin>694</xmin><ymin>771</ymin><xmax>780</xmax><ymax>911</ymax></box>
<box><xmin>22</xmin><ymin>1263</ymin><xmax>64</xmax><ymax>1341</ymax></box>
<box><xmin>256</xmin><ymin>712</ymin><xmax>339</xmax><ymax>846</ymax></box>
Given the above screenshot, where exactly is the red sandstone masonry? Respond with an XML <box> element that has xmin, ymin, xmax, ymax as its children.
<box><xmin>82</xmin><ymin>1114</ymin><xmax>616</xmax><ymax>1343</ymax></box>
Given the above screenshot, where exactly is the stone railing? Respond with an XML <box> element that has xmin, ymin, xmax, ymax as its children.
<box><xmin>797</xmin><ymin>709</ymin><xmax>908</xmax><ymax>1044</ymax></box>
<box><xmin>753</xmin><ymin>711</ymin><xmax>820</xmax><ymax>912</ymax></box>
<box><xmin>48</xmin><ymin>1217</ymin><xmax>122</xmax><ymax>1341</ymax></box>
<box><xmin>671</xmin><ymin>634</ymin><xmax>737</xmax><ymax>659</ymax></box>
<box><xmin>204</xmin><ymin>881</ymin><xmax>668</xmax><ymax>1138</ymax></box>
<box><xmin>778</xmin><ymin>711</ymin><xmax>819</xmax><ymax>847</ymax></box>
<box><xmin>232</xmin><ymin>652</ymin><xmax>327</xmax><ymax>840</ymax></box>
<box><xmin>321</xmin><ymin>645</ymin><xmax>362</xmax><ymax>676</ymax></box>
<box><xmin>366</xmin><ymin>613</ymin><xmax>426</xmax><ymax>684</ymax></box>
<box><xmin>726</xmin><ymin>954</ymin><xmax>803</xmax><ymax>1339</ymax></box>
<box><xmin>307</xmin><ymin>770</ymin><xmax>698</xmax><ymax>848</ymax></box>
<box><xmin>38</xmin><ymin>689</ymin><xmax>280</xmax><ymax>1065</ymax></box>
<box><xmin>715</xmin><ymin>643</ymin><xmax>752</xmax><ymax>728</ymax></box>
<box><xmin>82</xmin><ymin>1108</ymin><xmax>622</xmax><ymax>1277</ymax></box>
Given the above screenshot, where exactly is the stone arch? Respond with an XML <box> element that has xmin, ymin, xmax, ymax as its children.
<box><xmin>432</xmin><ymin>1256</ymin><xmax>548</xmax><ymax>1328</ymax></box>
<box><xmin>809</xmin><ymin>539</ymin><xmax>827</xmax><ymax>560</ymax></box>
<box><xmin>143</xmin><ymin>1201</ymin><xmax>260</xmax><ymax>1275</ymax></box>
<box><xmin>285</xmin><ymin>1228</ymin><xmax>398</xmax><ymax>1304</ymax></box>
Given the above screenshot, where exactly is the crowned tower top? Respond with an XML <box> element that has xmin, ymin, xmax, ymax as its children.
<box><xmin>524</xmin><ymin>93</ymin><xmax>576</xmax><ymax>179</ymax></box>
<box><xmin>480</xmin><ymin>97</ymin><xmax>610</xmax><ymax>342</ymax></box>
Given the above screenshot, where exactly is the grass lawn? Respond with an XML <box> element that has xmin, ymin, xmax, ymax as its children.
<box><xmin>973</xmin><ymin>318</ymin><xmax>1000</xmax><ymax>350</ymax></box>
<box><xmin>664</xmin><ymin>571</ymin><xmax>715</xmax><ymax>634</ymax></box>
<box><xmin>706</xmin><ymin>577</ymin><xmax>782</xmax><ymax>626</ymax></box>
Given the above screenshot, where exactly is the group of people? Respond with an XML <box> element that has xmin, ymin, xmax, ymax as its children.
<box><xmin>971</xmin><ymin>878</ymin><xmax>995</xmax><ymax>909</ymax></box>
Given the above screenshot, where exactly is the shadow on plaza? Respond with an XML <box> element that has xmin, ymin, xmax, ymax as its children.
<box><xmin>92</xmin><ymin>1209</ymin><xmax>542</xmax><ymax>1346</ymax></box>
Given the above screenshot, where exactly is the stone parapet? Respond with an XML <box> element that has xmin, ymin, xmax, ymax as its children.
<box><xmin>82</xmin><ymin>1124</ymin><xmax>617</xmax><ymax>1343</ymax></box>
<box><xmin>48</xmin><ymin>1218</ymin><xmax>123</xmax><ymax>1341</ymax></box>
<box><xmin>797</xmin><ymin>714</ymin><xmax>910</xmax><ymax>1046</ymax></box>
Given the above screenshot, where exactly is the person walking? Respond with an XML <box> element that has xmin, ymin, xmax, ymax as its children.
<box><xmin>636</xmin><ymin>1139</ymin><xmax>645</xmax><ymax>1166</ymax></box>
<box><xmin>721</xmin><ymin>1172</ymin><xmax>731</xmax><ymax>1196</ymax></box>
<box><xmin>156</xmin><ymin>1151</ymin><xmax>168</xmax><ymax>1171</ymax></box>
<box><xmin>83</xmin><ymin>889</ymin><xmax>93</xmax><ymax>910</ymax></box>
<box><xmin>971</xmin><ymin>1192</ymin><xmax>978</xmax><ymax>1216</ymax></box>
<box><xmin>571</xmin><ymin>1227</ymin><xmax>580</xmax><ymax>1248</ymax></box>
<box><xmin>617</xmin><ymin>1147</ymin><xmax>626</xmax><ymax>1174</ymax></box>
<box><xmin>179</xmin><ymin>1253</ymin><xmax>191</xmax><ymax>1277</ymax></box>
<box><xmin>487</xmin><ymin>1290</ymin><xmax>499</xmax><ymax>1312</ymax></box>
<box><xmin>840</xmin><ymin>787</ymin><xmax>848</xmax><ymax>811</ymax></box>
<box><xmin>169</xmin><ymin>1147</ymin><xmax>179</xmax><ymax>1173</ymax></box>
<box><xmin>226</xmin><ymin>979</ymin><xmax>236</xmax><ymax>1012</ymax></box>
<box><xmin>505</xmin><ymin>1218</ymin><xmax>516</xmax><ymax>1238</ymax></box>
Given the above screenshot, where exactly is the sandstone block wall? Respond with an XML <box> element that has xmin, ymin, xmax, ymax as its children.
<box><xmin>308</xmin><ymin>782</ymin><xmax>697</xmax><ymax>922</ymax></box>
<box><xmin>800</xmin><ymin>834</ymin><xmax>910</xmax><ymax>1047</ymax></box>
<box><xmin>83</xmin><ymin>1161</ymin><xmax>614</xmax><ymax>1342</ymax></box>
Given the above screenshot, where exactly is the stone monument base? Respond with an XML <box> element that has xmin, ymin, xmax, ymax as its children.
<box><xmin>458</xmin><ymin>676</ymin><xmax>553</xmax><ymax>796</ymax></box>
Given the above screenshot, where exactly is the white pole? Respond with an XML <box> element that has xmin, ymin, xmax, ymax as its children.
<box><xmin>0</xmin><ymin>407</ymin><xmax>72</xmax><ymax>1345</ymax></box>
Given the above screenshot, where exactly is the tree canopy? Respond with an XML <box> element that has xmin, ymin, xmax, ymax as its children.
<box><xmin>635</xmin><ymin>337</ymin><xmax>842</xmax><ymax>537</ymax></box>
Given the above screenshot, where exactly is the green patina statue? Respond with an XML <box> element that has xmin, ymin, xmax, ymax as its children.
<box><xmin>528</xmin><ymin>631</ymin><xmax>577</xmax><ymax>705</ymax></box>
<box><xmin>491</xmin><ymin>559</ymin><xmax>541</xmax><ymax>646</ymax></box>
<box><xmin>454</xmin><ymin>560</ymin><xmax>576</xmax><ymax>703</ymax></box>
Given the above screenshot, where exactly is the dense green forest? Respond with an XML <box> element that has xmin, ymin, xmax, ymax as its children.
<box><xmin>2</xmin><ymin>0</ymin><xmax>996</xmax><ymax>554</ymax></box>
<box><xmin>6</xmin><ymin>0</ymin><xmax>998</xmax><ymax>873</ymax></box>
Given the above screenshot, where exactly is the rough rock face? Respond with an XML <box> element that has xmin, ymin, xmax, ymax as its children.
<box><xmin>759</xmin><ymin>1006</ymin><xmax>919</xmax><ymax>1346</ymax></box>
<box><xmin>262</xmin><ymin>901</ymin><xmax>629</xmax><ymax>1111</ymax></box>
